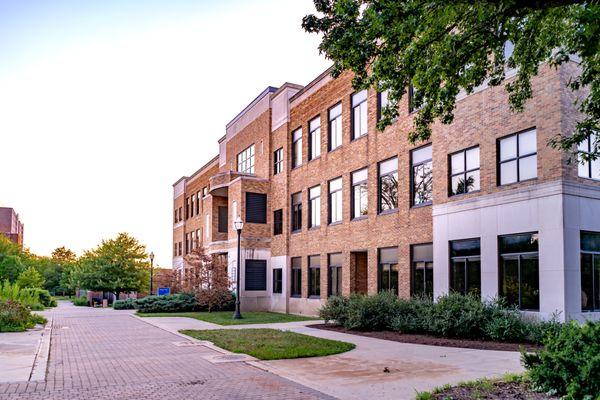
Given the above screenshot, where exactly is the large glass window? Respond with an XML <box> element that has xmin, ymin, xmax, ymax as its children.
<box><xmin>291</xmin><ymin>192</ymin><xmax>302</xmax><ymax>232</ymax></box>
<box><xmin>328</xmin><ymin>177</ymin><xmax>342</xmax><ymax>224</ymax></box>
<box><xmin>377</xmin><ymin>90</ymin><xmax>389</xmax><ymax>122</ymax></box>
<box><xmin>292</xmin><ymin>128</ymin><xmax>302</xmax><ymax>168</ymax></box>
<box><xmin>291</xmin><ymin>257</ymin><xmax>302</xmax><ymax>297</ymax></box>
<box><xmin>581</xmin><ymin>231</ymin><xmax>600</xmax><ymax>311</ymax></box>
<box><xmin>412</xmin><ymin>244</ymin><xmax>433</xmax><ymax>299</ymax></box>
<box><xmin>328</xmin><ymin>253</ymin><xmax>343</xmax><ymax>297</ymax></box>
<box><xmin>309</xmin><ymin>255</ymin><xmax>320</xmax><ymax>297</ymax></box>
<box><xmin>378</xmin><ymin>247</ymin><xmax>398</xmax><ymax>293</ymax></box>
<box><xmin>352</xmin><ymin>90</ymin><xmax>368</xmax><ymax>139</ymax></box>
<box><xmin>578</xmin><ymin>132</ymin><xmax>600</xmax><ymax>180</ymax></box>
<box><xmin>237</xmin><ymin>144</ymin><xmax>255</xmax><ymax>174</ymax></box>
<box><xmin>309</xmin><ymin>117</ymin><xmax>321</xmax><ymax>160</ymax></box>
<box><xmin>450</xmin><ymin>147</ymin><xmax>480</xmax><ymax>196</ymax></box>
<box><xmin>274</xmin><ymin>148</ymin><xmax>283</xmax><ymax>175</ymax></box>
<box><xmin>309</xmin><ymin>185</ymin><xmax>321</xmax><ymax>228</ymax></box>
<box><xmin>328</xmin><ymin>103</ymin><xmax>342</xmax><ymax>151</ymax></box>
<box><xmin>450</xmin><ymin>239</ymin><xmax>481</xmax><ymax>296</ymax></box>
<box><xmin>378</xmin><ymin>157</ymin><xmax>398</xmax><ymax>213</ymax></box>
<box><xmin>498</xmin><ymin>129</ymin><xmax>537</xmax><ymax>185</ymax></box>
<box><xmin>352</xmin><ymin>168</ymin><xmax>368</xmax><ymax>219</ymax></box>
<box><xmin>499</xmin><ymin>233</ymin><xmax>540</xmax><ymax>310</ymax></box>
<box><xmin>272</xmin><ymin>268</ymin><xmax>282</xmax><ymax>294</ymax></box>
<box><xmin>411</xmin><ymin>145</ymin><xmax>433</xmax><ymax>206</ymax></box>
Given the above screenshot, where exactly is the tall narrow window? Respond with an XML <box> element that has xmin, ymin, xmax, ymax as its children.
<box><xmin>412</xmin><ymin>244</ymin><xmax>433</xmax><ymax>299</ymax></box>
<box><xmin>273</xmin><ymin>209</ymin><xmax>283</xmax><ymax>235</ymax></box>
<box><xmin>351</xmin><ymin>90</ymin><xmax>368</xmax><ymax>139</ymax></box>
<box><xmin>273</xmin><ymin>268</ymin><xmax>283</xmax><ymax>294</ymax></box>
<box><xmin>173</xmin><ymin>210</ymin><xmax>178</xmax><ymax>224</ymax></box>
<box><xmin>274</xmin><ymin>148</ymin><xmax>284</xmax><ymax>175</ymax></box>
<box><xmin>450</xmin><ymin>239</ymin><xmax>481</xmax><ymax>296</ymax></box>
<box><xmin>196</xmin><ymin>229</ymin><xmax>201</xmax><ymax>246</ymax></box>
<box><xmin>351</xmin><ymin>168</ymin><xmax>368</xmax><ymax>219</ymax></box>
<box><xmin>185</xmin><ymin>197</ymin><xmax>190</xmax><ymax>219</ymax></box>
<box><xmin>178</xmin><ymin>242</ymin><xmax>182</xmax><ymax>256</ymax></box>
<box><xmin>291</xmin><ymin>192</ymin><xmax>302</xmax><ymax>232</ymax></box>
<box><xmin>577</xmin><ymin>132</ymin><xmax>600</xmax><ymax>180</ymax></box>
<box><xmin>196</xmin><ymin>192</ymin><xmax>201</xmax><ymax>214</ymax></box>
<box><xmin>237</xmin><ymin>144</ymin><xmax>255</xmax><ymax>174</ymax></box>
<box><xmin>328</xmin><ymin>177</ymin><xmax>343</xmax><ymax>224</ymax></box>
<box><xmin>328</xmin><ymin>253</ymin><xmax>343</xmax><ymax>297</ymax></box>
<box><xmin>292</xmin><ymin>128</ymin><xmax>302</xmax><ymax>168</ymax></box>
<box><xmin>377</xmin><ymin>90</ymin><xmax>389</xmax><ymax>122</ymax></box>
<box><xmin>291</xmin><ymin>257</ymin><xmax>302</xmax><ymax>297</ymax></box>
<box><xmin>450</xmin><ymin>147</ymin><xmax>480</xmax><ymax>196</ymax></box>
<box><xmin>309</xmin><ymin>255</ymin><xmax>321</xmax><ymax>297</ymax></box>
<box><xmin>408</xmin><ymin>85</ymin><xmax>419</xmax><ymax>113</ymax></box>
<box><xmin>378</xmin><ymin>157</ymin><xmax>398</xmax><ymax>213</ymax></box>
<box><xmin>218</xmin><ymin>206</ymin><xmax>228</xmax><ymax>233</ymax></box>
<box><xmin>202</xmin><ymin>187</ymin><xmax>208</xmax><ymax>197</ymax></box>
<box><xmin>498</xmin><ymin>129</ymin><xmax>537</xmax><ymax>185</ymax></box>
<box><xmin>328</xmin><ymin>103</ymin><xmax>342</xmax><ymax>151</ymax></box>
<box><xmin>309</xmin><ymin>117</ymin><xmax>321</xmax><ymax>160</ymax></box>
<box><xmin>378</xmin><ymin>247</ymin><xmax>398</xmax><ymax>293</ymax></box>
<box><xmin>499</xmin><ymin>233</ymin><xmax>540</xmax><ymax>310</ymax></box>
<box><xmin>205</xmin><ymin>214</ymin><xmax>210</xmax><ymax>239</ymax></box>
<box><xmin>581</xmin><ymin>231</ymin><xmax>600</xmax><ymax>311</ymax></box>
<box><xmin>190</xmin><ymin>196</ymin><xmax>195</xmax><ymax>217</ymax></box>
<box><xmin>309</xmin><ymin>185</ymin><xmax>321</xmax><ymax>228</ymax></box>
<box><xmin>411</xmin><ymin>145</ymin><xmax>433</xmax><ymax>206</ymax></box>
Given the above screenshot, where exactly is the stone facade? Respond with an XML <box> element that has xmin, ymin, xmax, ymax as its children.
<box><xmin>173</xmin><ymin>62</ymin><xmax>600</xmax><ymax>321</ymax></box>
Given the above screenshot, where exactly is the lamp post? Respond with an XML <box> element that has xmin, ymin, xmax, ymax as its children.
<box><xmin>233</xmin><ymin>217</ymin><xmax>244</xmax><ymax>319</ymax></box>
<box><xmin>149</xmin><ymin>252</ymin><xmax>155</xmax><ymax>296</ymax></box>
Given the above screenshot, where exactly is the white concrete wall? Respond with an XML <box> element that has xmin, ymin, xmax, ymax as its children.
<box><xmin>433</xmin><ymin>181</ymin><xmax>567</xmax><ymax>321</ymax></box>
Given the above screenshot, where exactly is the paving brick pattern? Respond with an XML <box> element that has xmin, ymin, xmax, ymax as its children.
<box><xmin>0</xmin><ymin>304</ymin><xmax>334</xmax><ymax>400</ymax></box>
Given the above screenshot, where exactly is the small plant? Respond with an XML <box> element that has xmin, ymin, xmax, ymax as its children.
<box><xmin>22</xmin><ymin>288</ymin><xmax>57</xmax><ymax>308</ymax></box>
<box><xmin>522</xmin><ymin>321</ymin><xmax>600</xmax><ymax>399</ymax></box>
<box><xmin>0</xmin><ymin>280</ymin><xmax>43</xmax><ymax>310</ymax></box>
<box><xmin>0</xmin><ymin>300</ymin><xmax>46</xmax><ymax>332</ymax></box>
<box><xmin>72</xmin><ymin>296</ymin><xmax>88</xmax><ymax>306</ymax></box>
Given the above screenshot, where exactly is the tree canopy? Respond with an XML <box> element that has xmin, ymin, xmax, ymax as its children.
<box><xmin>303</xmin><ymin>0</ymin><xmax>599</xmax><ymax>160</ymax></box>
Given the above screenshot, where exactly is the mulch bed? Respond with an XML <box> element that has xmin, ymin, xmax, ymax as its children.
<box><xmin>429</xmin><ymin>381</ymin><xmax>557</xmax><ymax>400</ymax></box>
<box><xmin>310</xmin><ymin>324</ymin><xmax>542</xmax><ymax>352</ymax></box>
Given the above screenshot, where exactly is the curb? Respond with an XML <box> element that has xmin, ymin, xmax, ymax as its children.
<box><xmin>29</xmin><ymin>316</ymin><xmax>52</xmax><ymax>382</ymax></box>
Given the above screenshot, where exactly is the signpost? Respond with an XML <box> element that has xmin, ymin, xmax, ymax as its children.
<box><xmin>157</xmin><ymin>287</ymin><xmax>171</xmax><ymax>296</ymax></box>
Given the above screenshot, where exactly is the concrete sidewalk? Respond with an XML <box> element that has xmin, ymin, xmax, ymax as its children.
<box><xmin>137</xmin><ymin>314</ymin><xmax>524</xmax><ymax>400</ymax></box>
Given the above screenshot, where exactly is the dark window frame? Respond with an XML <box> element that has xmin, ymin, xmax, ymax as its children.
<box><xmin>411</xmin><ymin>243</ymin><xmax>434</xmax><ymax>299</ymax></box>
<box><xmin>272</xmin><ymin>268</ymin><xmax>283</xmax><ymax>294</ymax></box>
<box><xmin>328</xmin><ymin>253</ymin><xmax>343</xmax><ymax>297</ymax></box>
<box><xmin>328</xmin><ymin>177</ymin><xmax>343</xmax><ymax>224</ymax></box>
<box><xmin>351</xmin><ymin>90</ymin><xmax>368</xmax><ymax>140</ymax></box>
<box><xmin>378</xmin><ymin>157</ymin><xmax>399</xmax><ymax>214</ymax></box>
<box><xmin>273</xmin><ymin>147</ymin><xmax>284</xmax><ymax>175</ymax></box>
<box><xmin>237</xmin><ymin>144</ymin><xmax>255</xmax><ymax>174</ymax></box>
<box><xmin>244</xmin><ymin>259</ymin><xmax>267</xmax><ymax>291</ymax></box>
<box><xmin>449</xmin><ymin>238</ymin><xmax>481</xmax><ymax>297</ymax></box>
<box><xmin>448</xmin><ymin>146</ymin><xmax>480</xmax><ymax>197</ymax></box>
<box><xmin>497</xmin><ymin>128</ymin><xmax>538</xmax><ymax>186</ymax></box>
<box><xmin>308</xmin><ymin>115</ymin><xmax>321</xmax><ymax>161</ymax></box>
<box><xmin>217</xmin><ymin>206</ymin><xmax>228</xmax><ymax>233</ymax></box>
<box><xmin>410</xmin><ymin>144</ymin><xmax>433</xmax><ymax>207</ymax></box>
<box><xmin>328</xmin><ymin>102</ymin><xmax>343</xmax><ymax>152</ymax></box>
<box><xmin>245</xmin><ymin>192</ymin><xmax>267</xmax><ymax>224</ymax></box>
<box><xmin>578</xmin><ymin>133</ymin><xmax>600</xmax><ymax>180</ymax></box>
<box><xmin>581</xmin><ymin>231</ymin><xmax>600</xmax><ymax>311</ymax></box>
<box><xmin>378</xmin><ymin>247</ymin><xmax>399</xmax><ymax>294</ymax></box>
<box><xmin>291</xmin><ymin>257</ymin><xmax>302</xmax><ymax>297</ymax></box>
<box><xmin>377</xmin><ymin>90</ymin><xmax>389</xmax><ymax>122</ymax></box>
<box><xmin>308</xmin><ymin>255</ymin><xmax>321</xmax><ymax>298</ymax></box>
<box><xmin>273</xmin><ymin>209</ymin><xmax>283</xmax><ymax>235</ymax></box>
<box><xmin>292</xmin><ymin>127</ymin><xmax>303</xmax><ymax>169</ymax></box>
<box><xmin>308</xmin><ymin>185</ymin><xmax>321</xmax><ymax>228</ymax></box>
<box><xmin>351</xmin><ymin>167</ymin><xmax>368</xmax><ymax>220</ymax></box>
<box><xmin>291</xmin><ymin>192</ymin><xmax>302</xmax><ymax>232</ymax></box>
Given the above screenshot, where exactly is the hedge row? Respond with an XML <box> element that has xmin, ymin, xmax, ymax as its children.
<box><xmin>319</xmin><ymin>292</ymin><xmax>561</xmax><ymax>344</ymax></box>
<box><xmin>113</xmin><ymin>292</ymin><xmax>235</xmax><ymax>313</ymax></box>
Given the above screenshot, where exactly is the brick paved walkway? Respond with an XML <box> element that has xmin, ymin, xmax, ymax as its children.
<box><xmin>0</xmin><ymin>303</ymin><xmax>334</xmax><ymax>400</ymax></box>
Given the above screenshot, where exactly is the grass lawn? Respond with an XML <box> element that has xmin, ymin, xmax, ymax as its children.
<box><xmin>181</xmin><ymin>328</ymin><xmax>355</xmax><ymax>360</ymax></box>
<box><xmin>136</xmin><ymin>311</ymin><xmax>317</xmax><ymax>325</ymax></box>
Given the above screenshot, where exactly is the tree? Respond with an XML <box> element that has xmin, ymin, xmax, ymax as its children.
<box><xmin>17</xmin><ymin>266</ymin><xmax>45</xmax><ymax>289</ymax></box>
<box><xmin>0</xmin><ymin>235</ymin><xmax>25</xmax><ymax>282</ymax></box>
<box><xmin>51</xmin><ymin>247</ymin><xmax>77</xmax><ymax>263</ymax></box>
<box><xmin>183</xmin><ymin>248</ymin><xmax>231</xmax><ymax>312</ymax></box>
<box><xmin>303</xmin><ymin>1</ymin><xmax>600</xmax><ymax>161</ymax></box>
<box><xmin>78</xmin><ymin>233</ymin><xmax>149</xmax><ymax>300</ymax></box>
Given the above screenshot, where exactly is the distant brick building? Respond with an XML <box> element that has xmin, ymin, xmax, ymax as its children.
<box><xmin>0</xmin><ymin>207</ymin><xmax>24</xmax><ymax>247</ymax></box>
<box><xmin>173</xmin><ymin>62</ymin><xmax>600</xmax><ymax>322</ymax></box>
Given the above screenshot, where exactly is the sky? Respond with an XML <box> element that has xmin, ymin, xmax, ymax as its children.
<box><xmin>0</xmin><ymin>0</ymin><xmax>330</xmax><ymax>267</ymax></box>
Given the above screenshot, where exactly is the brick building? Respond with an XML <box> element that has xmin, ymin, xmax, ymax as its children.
<box><xmin>173</xmin><ymin>62</ymin><xmax>600</xmax><ymax>321</ymax></box>
<box><xmin>0</xmin><ymin>207</ymin><xmax>24</xmax><ymax>247</ymax></box>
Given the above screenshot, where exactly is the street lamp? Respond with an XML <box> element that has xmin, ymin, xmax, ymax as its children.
<box><xmin>149</xmin><ymin>252</ymin><xmax>155</xmax><ymax>296</ymax></box>
<box><xmin>233</xmin><ymin>217</ymin><xmax>244</xmax><ymax>319</ymax></box>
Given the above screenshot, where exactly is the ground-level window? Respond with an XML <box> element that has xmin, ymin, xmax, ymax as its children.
<box><xmin>308</xmin><ymin>255</ymin><xmax>320</xmax><ymax>297</ymax></box>
<box><xmin>245</xmin><ymin>260</ymin><xmax>266</xmax><ymax>291</ymax></box>
<box><xmin>328</xmin><ymin>253</ymin><xmax>343</xmax><ymax>297</ymax></box>
<box><xmin>291</xmin><ymin>257</ymin><xmax>302</xmax><ymax>297</ymax></box>
<box><xmin>499</xmin><ymin>232</ymin><xmax>540</xmax><ymax>311</ymax></box>
<box><xmin>450</xmin><ymin>239</ymin><xmax>481</xmax><ymax>296</ymax></box>
<box><xmin>378</xmin><ymin>247</ymin><xmax>398</xmax><ymax>294</ymax></box>
<box><xmin>411</xmin><ymin>243</ymin><xmax>433</xmax><ymax>299</ymax></box>
<box><xmin>272</xmin><ymin>268</ymin><xmax>283</xmax><ymax>294</ymax></box>
<box><xmin>581</xmin><ymin>231</ymin><xmax>600</xmax><ymax>311</ymax></box>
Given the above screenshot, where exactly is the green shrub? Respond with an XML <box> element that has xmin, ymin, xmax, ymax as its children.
<box><xmin>113</xmin><ymin>298</ymin><xmax>137</xmax><ymax>310</ymax></box>
<box><xmin>135</xmin><ymin>293</ymin><xmax>197</xmax><ymax>313</ymax></box>
<box><xmin>319</xmin><ymin>295</ymin><xmax>349</xmax><ymax>325</ymax></box>
<box><xmin>0</xmin><ymin>280</ymin><xmax>43</xmax><ymax>310</ymax></box>
<box><xmin>72</xmin><ymin>296</ymin><xmax>88</xmax><ymax>306</ymax></box>
<box><xmin>522</xmin><ymin>321</ymin><xmax>600</xmax><ymax>399</ymax></box>
<box><xmin>344</xmin><ymin>291</ymin><xmax>400</xmax><ymax>330</ymax></box>
<box><xmin>22</xmin><ymin>288</ymin><xmax>56</xmax><ymax>308</ymax></box>
<box><xmin>390</xmin><ymin>297</ymin><xmax>432</xmax><ymax>333</ymax></box>
<box><xmin>424</xmin><ymin>293</ymin><xmax>488</xmax><ymax>338</ymax></box>
<box><xmin>0</xmin><ymin>300</ymin><xmax>46</xmax><ymax>332</ymax></box>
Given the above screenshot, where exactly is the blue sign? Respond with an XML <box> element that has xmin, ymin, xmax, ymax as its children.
<box><xmin>157</xmin><ymin>287</ymin><xmax>171</xmax><ymax>296</ymax></box>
